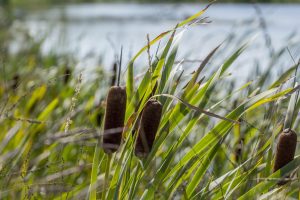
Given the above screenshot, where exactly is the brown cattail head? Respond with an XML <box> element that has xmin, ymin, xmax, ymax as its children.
<box><xmin>273</xmin><ymin>128</ymin><xmax>297</xmax><ymax>184</ymax></box>
<box><xmin>135</xmin><ymin>99</ymin><xmax>162</xmax><ymax>158</ymax></box>
<box><xmin>234</xmin><ymin>136</ymin><xmax>244</xmax><ymax>163</ymax></box>
<box><xmin>11</xmin><ymin>74</ymin><xmax>20</xmax><ymax>90</ymax></box>
<box><xmin>103</xmin><ymin>86</ymin><xmax>127</xmax><ymax>154</ymax></box>
<box><xmin>63</xmin><ymin>67</ymin><xmax>71</xmax><ymax>85</ymax></box>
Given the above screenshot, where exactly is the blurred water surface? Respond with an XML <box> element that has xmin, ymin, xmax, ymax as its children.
<box><xmin>9</xmin><ymin>3</ymin><xmax>300</xmax><ymax>79</ymax></box>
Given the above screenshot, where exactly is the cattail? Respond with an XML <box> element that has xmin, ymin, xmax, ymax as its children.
<box><xmin>234</xmin><ymin>142</ymin><xmax>243</xmax><ymax>162</ymax></box>
<box><xmin>103</xmin><ymin>86</ymin><xmax>126</xmax><ymax>154</ymax></box>
<box><xmin>135</xmin><ymin>99</ymin><xmax>162</xmax><ymax>158</ymax></box>
<box><xmin>63</xmin><ymin>67</ymin><xmax>71</xmax><ymax>85</ymax></box>
<box><xmin>11</xmin><ymin>74</ymin><xmax>19</xmax><ymax>90</ymax></box>
<box><xmin>273</xmin><ymin>128</ymin><xmax>297</xmax><ymax>185</ymax></box>
<box><xmin>132</xmin><ymin>83</ymin><xmax>158</xmax><ymax>136</ymax></box>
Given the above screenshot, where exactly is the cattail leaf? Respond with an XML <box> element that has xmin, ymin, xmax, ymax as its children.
<box><xmin>257</xmin><ymin>187</ymin><xmax>283</xmax><ymax>200</ymax></box>
<box><xmin>136</xmin><ymin>29</ymin><xmax>178</xmax><ymax>113</ymax></box>
<box><xmin>106</xmin><ymin>135</ymin><xmax>136</xmax><ymax>199</ymax></box>
<box><xmin>89</xmin><ymin>144</ymin><xmax>104</xmax><ymax>200</ymax></box>
<box><xmin>186</xmin><ymin>141</ymin><xmax>221</xmax><ymax>197</ymax></box>
<box><xmin>143</xmin><ymin>44</ymin><xmax>251</xmax><ymax>169</ymax></box>
<box><xmin>126</xmin><ymin>27</ymin><xmax>179</xmax><ymax>121</ymax></box>
<box><xmin>284</xmin><ymin>85</ymin><xmax>298</xmax><ymax>129</ymax></box>
<box><xmin>201</xmin><ymin>124</ymin><xmax>282</xmax><ymax>198</ymax></box>
<box><xmin>269</xmin><ymin>64</ymin><xmax>297</xmax><ymax>89</ymax></box>
<box><xmin>164</xmin><ymin>157</ymin><xmax>199</xmax><ymax>199</ymax></box>
<box><xmin>214</xmin><ymin>161</ymin><xmax>265</xmax><ymax>199</ymax></box>
<box><xmin>247</xmin><ymin>88</ymin><xmax>294</xmax><ymax>112</ymax></box>
<box><xmin>126</xmin><ymin>2</ymin><xmax>210</xmax><ymax>114</ymax></box>
<box><xmin>198</xmin><ymin>160</ymin><xmax>263</xmax><ymax>198</ymax></box>
<box><xmin>130</xmin><ymin>31</ymin><xmax>172</xmax><ymax>64</ymax></box>
<box><xmin>0</xmin><ymin>123</ymin><xmax>21</xmax><ymax>154</ymax></box>
<box><xmin>25</xmin><ymin>84</ymin><xmax>47</xmax><ymax>113</ymax></box>
<box><xmin>162</xmin><ymin>60</ymin><xmax>184</xmax><ymax>93</ymax></box>
<box><xmin>158</xmin><ymin>31</ymin><xmax>182</xmax><ymax>94</ymax></box>
<box><xmin>154</xmin><ymin>93</ymin><xmax>238</xmax><ymax>123</ymax></box>
<box><xmin>37</xmin><ymin>98</ymin><xmax>59</xmax><ymax>121</ymax></box>
<box><xmin>178</xmin><ymin>2</ymin><xmax>213</xmax><ymax>27</ymax></box>
<box><xmin>183</xmin><ymin>43</ymin><xmax>222</xmax><ymax>96</ymax></box>
<box><xmin>53</xmin><ymin>184</ymin><xmax>87</xmax><ymax>200</ymax></box>
<box><xmin>141</xmin><ymin>83</ymin><xmax>250</xmax><ymax>195</ymax></box>
<box><xmin>125</xmin><ymin>70</ymin><xmax>151</xmax><ymax>120</ymax></box>
<box><xmin>203</xmin><ymin>124</ymin><xmax>283</xmax><ymax>198</ymax></box>
<box><xmin>129</xmin><ymin>3</ymin><xmax>212</xmax><ymax>64</ymax></box>
<box><xmin>120</xmin><ymin>163</ymin><xmax>140</xmax><ymax>199</ymax></box>
<box><xmin>238</xmin><ymin>155</ymin><xmax>300</xmax><ymax>200</ymax></box>
<box><xmin>220</xmin><ymin>42</ymin><xmax>248</xmax><ymax>75</ymax></box>
<box><xmin>113</xmin><ymin>155</ymin><xmax>131</xmax><ymax>200</ymax></box>
<box><xmin>126</xmin><ymin>60</ymin><xmax>134</xmax><ymax>104</ymax></box>
<box><xmin>163</xmin><ymin>87</ymin><xmax>294</xmax><ymax>181</ymax></box>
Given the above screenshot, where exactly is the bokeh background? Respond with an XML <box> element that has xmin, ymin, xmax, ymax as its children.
<box><xmin>1</xmin><ymin>0</ymin><xmax>300</xmax><ymax>79</ymax></box>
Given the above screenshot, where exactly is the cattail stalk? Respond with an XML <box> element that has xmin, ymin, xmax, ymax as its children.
<box><xmin>273</xmin><ymin>128</ymin><xmax>297</xmax><ymax>185</ymax></box>
<box><xmin>135</xmin><ymin>99</ymin><xmax>162</xmax><ymax>158</ymax></box>
<box><xmin>103</xmin><ymin>86</ymin><xmax>126</xmax><ymax>154</ymax></box>
<box><xmin>110</xmin><ymin>62</ymin><xmax>117</xmax><ymax>86</ymax></box>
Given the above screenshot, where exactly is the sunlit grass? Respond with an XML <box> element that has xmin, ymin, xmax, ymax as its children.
<box><xmin>0</xmin><ymin>3</ymin><xmax>300</xmax><ymax>199</ymax></box>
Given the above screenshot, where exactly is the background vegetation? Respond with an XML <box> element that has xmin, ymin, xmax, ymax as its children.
<box><xmin>0</xmin><ymin>0</ymin><xmax>300</xmax><ymax>7</ymax></box>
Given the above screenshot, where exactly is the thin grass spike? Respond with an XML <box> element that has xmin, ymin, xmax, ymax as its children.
<box><xmin>103</xmin><ymin>86</ymin><xmax>127</xmax><ymax>154</ymax></box>
<box><xmin>135</xmin><ymin>99</ymin><xmax>162</xmax><ymax>158</ymax></box>
<box><xmin>273</xmin><ymin>128</ymin><xmax>297</xmax><ymax>185</ymax></box>
<box><xmin>117</xmin><ymin>46</ymin><xmax>123</xmax><ymax>86</ymax></box>
<box><xmin>110</xmin><ymin>61</ymin><xmax>117</xmax><ymax>86</ymax></box>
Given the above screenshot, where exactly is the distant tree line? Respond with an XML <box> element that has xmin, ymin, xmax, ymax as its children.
<box><xmin>1</xmin><ymin>0</ymin><xmax>298</xmax><ymax>7</ymax></box>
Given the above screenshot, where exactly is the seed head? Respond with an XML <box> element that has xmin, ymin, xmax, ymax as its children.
<box><xmin>135</xmin><ymin>99</ymin><xmax>162</xmax><ymax>158</ymax></box>
<box><xmin>103</xmin><ymin>86</ymin><xmax>127</xmax><ymax>154</ymax></box>
<box><xmin>273</xmin><ymin>128</ymin><xmax>297</xmax><ymax>185</ymax></box>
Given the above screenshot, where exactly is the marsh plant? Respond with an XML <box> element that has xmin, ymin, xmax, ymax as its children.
<box><xmin>0</xmin><ymin>3</ymin><xmax>300</xmax><ymax>200</ymax></box>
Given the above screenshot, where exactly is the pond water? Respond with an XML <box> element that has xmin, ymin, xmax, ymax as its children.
<box><xmin>9</xmin><ymin>3</ymin><xmax>300</xmax><ymax>79</ymax></box>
